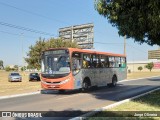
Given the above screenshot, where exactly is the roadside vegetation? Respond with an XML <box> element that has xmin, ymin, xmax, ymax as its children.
<box><xmin>94</xmin><ymin>0</ymin><xmax>160</xmax><ymax>46</ymax></box>
<box><xmin>88</xmin><ymin>89</ymin><xmax>160</xmax><ymax>120</ymax></box>
<box><xmin>145</xmin><ymin>62</ymin><xmax>154</xmax><ymax>72</ymax></box>
<box><xmin>138</xmin><ymin>66</ymin><xmax>143</xmax><ymax>72</ymax></box>
<box><xmin>25</xmin><ymin>38</ymin><xmax>79</xmax><ymax>70</ymax></box>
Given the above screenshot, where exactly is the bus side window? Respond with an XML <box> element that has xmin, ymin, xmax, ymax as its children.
<box><xmin>83</xmin><ymin>54</ymin><xmax>91</xmax><ymax>68</ymax></box>
<box><xmin>109</xmin><ymin>57</ymin><xmax>115</xmax><ymax>67</ymax></box>
<box><xmin>121</xmin><ymin>57</ymin><xmax>126</xmax><ymax>68</ymax></box>
<box><xmin>115</xmin><ymin>57</ymin><xmax>120</xmax><ymax>68</ymax></box>
<box><xmin>100</xmin><ymin>55</ymin><xmax>105</xmax><ymax>68</ymax></box>
<box><xmin>105</xmin><ymin>56</ymin><xmax>109</xmax><ymax>68</ymax></box>
<box><xmin>92</xmin><ymin>55</ymin><xmax>100</xmax><ymax>68</ymax></box>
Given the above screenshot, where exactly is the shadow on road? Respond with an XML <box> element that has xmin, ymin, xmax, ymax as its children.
<box><xmin>147</xmin><ymin>78</ymin><xmax>160</xmax><ymax>82</ymax></box>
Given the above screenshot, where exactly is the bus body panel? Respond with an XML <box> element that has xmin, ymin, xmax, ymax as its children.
<box><xmin>73</xmin><ymin>68</ymin><xmax>127</xmax><ymax>88</ymax></box>
<box><xmin>73</xmin><ymin>70</ymin><xmax>83</xmax><ymax>89</ymax></box>
<box><xmin>41</xmin><ymin>73</ymin><xmax>74</xmax><ymax>90</ymax></box>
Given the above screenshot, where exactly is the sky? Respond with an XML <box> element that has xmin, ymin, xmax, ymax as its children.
<box><xmin>0</xmin><ymin>0</ymin><xmax>158</xmax><ymax>66</ymax></box>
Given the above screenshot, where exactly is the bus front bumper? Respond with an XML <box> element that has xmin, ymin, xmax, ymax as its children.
<box><xmin>41</xmin><ymin>77</ymin><xmax>73</xmax><ymax>90</ymax></box>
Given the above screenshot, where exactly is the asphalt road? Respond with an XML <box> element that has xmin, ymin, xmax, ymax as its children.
<box><xmin>0</xmin><ymin>76</ymin><xmax>160</xmax><ymax>119</ymax></box>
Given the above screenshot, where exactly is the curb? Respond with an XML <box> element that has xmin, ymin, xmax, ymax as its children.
<box><xmin>0</xmin><ymin>91</ymin><xmax>40</xmax><ymax>100</ymax></box>
<box><xmin>70</xmin><ymin>87</ymin><xmax>160</xmax><ymax>120</ymax></box>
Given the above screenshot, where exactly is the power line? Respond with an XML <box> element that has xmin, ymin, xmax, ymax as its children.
<box><xmin>0</xmin><ymin>30</ymin><xmax>38</xmax><ymax>39</ymax></box>
<box><xmin>0</xmin><ymin>21</ymin><xmax>56</xmax><ymax>36</ymax></box>
<box><xmin>94</xmin><ymin>41</ymin><xmax>124</xmax><ymax>44</ymax></box>
<box><xmin>0</xmin><ymin>1</ymin><xmax>101</xmax><ymax>38</ymax></box>
<box><xmin>127</xmin><ymin>43</ymin><xmax>147</xmax><ymax>53</ymax></box>
<box><xmin>0</xmin><ymin>1</ymin><xmax>70</xmax><ymax>25</ymax></box>
<box><xmin>94</xmin><ymin>41</ymin><xmax>147</xmax><ymax>54</ymax></box>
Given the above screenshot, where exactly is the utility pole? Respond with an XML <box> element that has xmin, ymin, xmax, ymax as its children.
<box><xmin>21</xmin><ymin>33</ymin><xmax>25</xmax><ymax>75</ymax></box>
<box><xmin>124</xmin><ymin>35</ymin><xmax>126</xmax><ymax>55</ymax></box>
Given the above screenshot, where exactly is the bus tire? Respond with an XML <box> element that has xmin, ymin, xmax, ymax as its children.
<box><xmin>82</xmin><ymin>79</ymin><xmax>90</xmax><ymax>92</ymax></box>
<box><xmin>111</xmin><ymin>75</ymin><xmax>117</xmax><ymax>87</ymax></box>
<box><xmin>107</xmin><ymin>83</ymin><xmax>112</xmax><ymax>87</ymax></box>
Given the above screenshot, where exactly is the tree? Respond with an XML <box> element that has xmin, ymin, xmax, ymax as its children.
<box><xmin>138</xmin><ymin>66</ymin><xmax>143</xmax><ymax>71</ymax></box>
<box><xmin>5</xmin><ymin>66</ymin><xmax>11</xmax><ymax>71</ymax></box>
<box><xmin>21</xmin><ymin>66</ymin><xmax>26</xmax><ymax>71</ymax></box>
<box><xmin>25</xmin><ymin>37</ymin><xmax>79</xmax><ymax>70</ymax></box>
<box><xmin>145</xmin><ymin>62</ymin><xmax>154</xmax><ymax>72</ymax></box>
<box><xmin>25</xmin><ymin>38</ymin><xmax>46</xmax><ymax>70</ymax></box>
<box><xmin>14</xmin><ymin>65</ymin><xmax>19</xmax><ymax>71</ymax></box>
<box><xmin>0</xmin><ymin>60</ymin><xmax>4</xmax><ymax>69</ymax></box>
<box><xmin>94</xmin><ymin>0</ymin><xmax>160</xmax><ymax>46</ymax></box>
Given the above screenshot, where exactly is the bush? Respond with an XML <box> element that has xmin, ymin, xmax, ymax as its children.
<box><xmin>5</xmin><ymin>66</ymin><xmax>11</xmax><ymax>71</ymax></box>
<box><xmin>138</xmin><ymin>66</ymin><xmax>143</xmax><ymax>71</ymax></box>
<box><xmin>145</xmin><ymin>62</ymin><xmax>154</xmax><ymax>72</ymax></box>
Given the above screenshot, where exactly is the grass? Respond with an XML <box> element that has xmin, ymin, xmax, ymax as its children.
<box><xmin>88</xmin><ymin>90</ymin><xmax>160</xmax><ymax>120</ymax></box>
<box><xmin>127</xmin><ymin>72</ymin><xmax>160</xmax><ymax>80</ymax></box>
<box><xmin>0</xmin><ymin>71</ymin><xmax>160</xmax><ymax>96</ymax></box>
<box><xmin>0</xmin><ymin>70</ymin><xmax>41</xmax><ymax>96</ymax></box>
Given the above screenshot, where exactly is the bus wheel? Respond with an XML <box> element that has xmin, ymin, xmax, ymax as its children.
<box><xmin>82</xmin><ymin>80</ymin><xmax>90</xmax><ymax>92</ymax></box>
<box><xmin>58</xmin><ymin>90</ymin><xmax>65</xmax><ymax>94</ymax></box>
<box><xmin>111</xmin><ymin>75</ymin><xmax>117</xmax><ymax>87</ymax></box>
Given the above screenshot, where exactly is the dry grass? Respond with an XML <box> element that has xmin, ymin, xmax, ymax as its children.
<box><xmin>0</xmin><ymin>71</ymin><xmax>160</xmax><ymax>96</ymax></box>
<box><xmin>127</xmin><ymin>72</ymin><xmax>160</xmax><ymax>80</ymax></box>
<box><xmin>0</xmin><ymin>70</ymin><xmax>41</xmax><ymax>96</ymax></box>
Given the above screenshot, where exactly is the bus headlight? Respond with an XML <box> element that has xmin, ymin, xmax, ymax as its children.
<box><xmin>59</xmin><ymin>78</ymin><xmax>70</xmax><ymax>85</ymax></box>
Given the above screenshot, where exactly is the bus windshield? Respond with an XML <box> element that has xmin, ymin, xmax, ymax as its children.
<box><xmin>41</xmin><ymin>50</ymin><xmax>70</xmax><ymax>76</ymax></box>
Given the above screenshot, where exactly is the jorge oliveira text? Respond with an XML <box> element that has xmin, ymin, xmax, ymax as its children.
<box><xmin>134</xmin><ymin>112</ymin><xmax>157</xmax><ymax>117</ymax></box>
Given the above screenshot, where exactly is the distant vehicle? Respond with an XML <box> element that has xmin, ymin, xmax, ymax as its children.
<box><xmin>8</xmin><ymin>72</ymin><xmax>22</xmax><ymax>82</ymax></box>
<box><xmin>29</xmin><ymin>73</ymin><xmax>40</xmax><ymax>81</ymax></box>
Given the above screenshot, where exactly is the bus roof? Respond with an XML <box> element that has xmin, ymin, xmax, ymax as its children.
<box><xmin>46</xmin><ymin>48</ymin><xmax>126</xmax><ymax>57</ymax></box>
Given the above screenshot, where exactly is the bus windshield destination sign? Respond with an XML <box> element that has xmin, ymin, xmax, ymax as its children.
<box><xmin>44</xmin><ymin>50</ymin><xmax>66</xmax><ymax>55</ymax></box>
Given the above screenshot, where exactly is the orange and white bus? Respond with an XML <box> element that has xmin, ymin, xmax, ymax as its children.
<box><xmin>41</xmin><ymin>48</ymin><xmax>126</xmax><ymax>92</ymax></box>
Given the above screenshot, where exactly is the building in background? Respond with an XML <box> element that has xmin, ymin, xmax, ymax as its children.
<box><xmin>148</xmin><ymin>49</ymin><xmax>160</xmax><ymax>59</ymax></box>
<box><xmin>127</xmin><ymin>48</ymin><xmax>160</xmax><ymax>72</ymax></box>
<box><xmin>127</xmin><ymin>60</ymin><xmax>160</xmax><ymax>72</ymax></box>
<box><xmin>59</xmin><ymin>23</ymin><xmax>94</xmax><ymax>49</ymax></box>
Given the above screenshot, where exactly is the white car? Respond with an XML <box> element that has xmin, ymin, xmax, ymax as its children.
<box><xmin>8</xmin><ymin>72</ymin><xmax>22</xmax><ymax>82</ymax></box>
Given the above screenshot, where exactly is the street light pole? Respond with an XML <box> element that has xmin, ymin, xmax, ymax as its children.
<box><xmin>124</xmin><ymin>35</ymin><xmax>126</xmax><ymax>55</ymax></box>
<box><xmin>21</xmin><ymin>33</ymin><xmax>24</xmax><ymax>74</ymax></box>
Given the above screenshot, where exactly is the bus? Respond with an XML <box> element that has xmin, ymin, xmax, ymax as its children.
<box><xmin>41</xmin><ymin>48</ymin><xmax>127</xmax><ymax>92</ymax></box>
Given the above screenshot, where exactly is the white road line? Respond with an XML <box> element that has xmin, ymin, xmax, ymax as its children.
<box><xmin>0</xmin><ymin>91</ymin><xmax>40</xmax><ymax>100</ymax></box>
